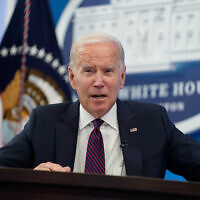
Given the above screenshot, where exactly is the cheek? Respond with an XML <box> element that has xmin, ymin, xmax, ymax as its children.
<box><xmin>111</xmin><ymin>77</ymin><xmax>123</xmax><ymax>90</ymax></box>
<box><xmin>76</xmin><ymin>78</ymin><xmax>91</xmax><ymax>92</ymax></box>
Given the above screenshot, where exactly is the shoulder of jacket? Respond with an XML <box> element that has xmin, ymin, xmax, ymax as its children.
<box><xmin>33</xmin><ymin>101</ymin><xmax>78</xmax><ymax>116</ymax></box>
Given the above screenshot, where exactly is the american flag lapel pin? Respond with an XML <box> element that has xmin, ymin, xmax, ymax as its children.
<box><xmin>130</xmin><ymin>127</ymin><xmax>137</xmax><ymax>133</ymax></box>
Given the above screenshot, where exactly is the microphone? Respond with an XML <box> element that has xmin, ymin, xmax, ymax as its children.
<box><xmin>120</xmin><ymin>140</ymin><xmax>128</xmax><ymax>148</ymax></box>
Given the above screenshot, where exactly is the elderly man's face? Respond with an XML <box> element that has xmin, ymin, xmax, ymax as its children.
<box><xmin>68</xmin><ymin>41</ymin><xmax>126</xmax><ymax>118</ymax></box>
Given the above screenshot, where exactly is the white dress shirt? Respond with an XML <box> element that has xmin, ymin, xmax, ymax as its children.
<box><xmin>73</xmin><ymin>103</ymin><xmax>126</xmax><ymax>176</ymax></box>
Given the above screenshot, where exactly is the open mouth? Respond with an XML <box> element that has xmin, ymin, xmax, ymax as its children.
<box><xmin>91</xmin><ymin>95</ymin><xmax>106</xmax><ymax>99</ymax></box>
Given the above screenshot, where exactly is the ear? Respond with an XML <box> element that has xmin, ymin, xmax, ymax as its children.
<box><xmin>68</xmin><ymin>66</ymin><xmax>77</xmax><ymax>90</ymax></box>
<box><xmin>120</xmin><ymin>66</ymin><xmax>126</xmax><ymax>89</ymax></box>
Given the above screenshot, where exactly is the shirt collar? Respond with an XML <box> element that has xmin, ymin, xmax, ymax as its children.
<box><xmin>79</xmin><ymin>104</ymin><xmax>94</xmax><ymax>131</ymax></box>
<box><xmin>79</xmin><ymin>103</ymin><xmax>118</xmax><ymax>131</ymax></box>
<box><xmin>101</xmin><ymin>103</ymin><xmax>118</xmax><ymax>130</ymax></box>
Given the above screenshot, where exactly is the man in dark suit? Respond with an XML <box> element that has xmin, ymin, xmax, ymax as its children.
<box><xmin>0</xmin><ymin>33</ymin><xmax>200</xmax><ymax>181</ymax></box>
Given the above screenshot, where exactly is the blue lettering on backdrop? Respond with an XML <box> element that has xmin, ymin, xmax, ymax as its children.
<box><xmin>120</xmin><ymin>61</ymin><xmax>200</xmax><ymax>124</ymax></box>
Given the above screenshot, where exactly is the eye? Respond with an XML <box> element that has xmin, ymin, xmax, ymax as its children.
<box><xmin>85</xmin><ymin>69</ymin><xmax>92</xmax><ymax>73</ymax></box>
<box><xmin>83</xmin><ymin>67</ymin><xmax>93</xmax><ymax>73</ymax></box>
<box><xmin>105</xmin><ymin>69</ymin><xmax>111</xmax><ymax>72</ymax></box>
<box><xmin>105</xmin><ymin>68</ymin><xmax>113</xmax><ymax>73</ymax></box>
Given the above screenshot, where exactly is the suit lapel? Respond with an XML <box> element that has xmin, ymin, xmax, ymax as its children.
<box><xmin>55</xmin><ymin>101</ymin><xmax>79</xmax><ymax>170</ymax></box>
<box><xmin>117</xmin><ymin>100</ymin><xmax>143</xmax><ymax>176</ymax></box>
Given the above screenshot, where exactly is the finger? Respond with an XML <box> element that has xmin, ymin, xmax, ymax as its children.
<box><xmin>34</xmin><ymin>163</ymin><xmax>51</xmax><ymax>171</ymax></box>
<box><xmin>33</xmin><ymin>162</ymin><xmax>49</xmax><ymax>171</ymax></box>
<box><xmin>46</xmin><ymin>162</ymin><xmax>67</xmax><ymax>172</ymax></box>
<box><xmin>34</xmin><ymin>167</ymin><xmax>51</xmax><ymax>171</ymax></box>
<box><xmin>34</xmin><ymin>162</ymin><xmax>66</xmax><ymax>172</ymax></box>
<box><xmin>64</xmin><ymin>166</ymin><xmax>71</xmax><ymax>172</ymax></box>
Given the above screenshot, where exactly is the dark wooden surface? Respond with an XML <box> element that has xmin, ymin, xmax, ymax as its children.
<box><xmin>0</xmin><ymin>168</ymin><xmax>200</xmax><ymax>199</ymax></box>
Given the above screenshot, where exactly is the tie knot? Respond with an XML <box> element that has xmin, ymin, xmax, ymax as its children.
<box><xmin>92</xmin><ymin>119</ymin><xmax>104</xmax><ymax>129</ymax></box>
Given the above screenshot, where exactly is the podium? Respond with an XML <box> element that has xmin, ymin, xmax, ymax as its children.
<box><xmin>0</xmin><ymin>168</ymin><xmax>200</xmax><ymax>199</ymax></box>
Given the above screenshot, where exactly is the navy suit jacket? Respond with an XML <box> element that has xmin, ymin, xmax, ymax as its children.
<box><xmin>0</xmin><ymin>100</ymin><xmax>200</xmax><ymax>181</ymax></box>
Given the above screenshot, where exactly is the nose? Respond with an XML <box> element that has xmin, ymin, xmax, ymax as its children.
<box><xmin>93</xmin><ymin>72</ymin><xmax>104</xmax><ymax>87</ymax></box>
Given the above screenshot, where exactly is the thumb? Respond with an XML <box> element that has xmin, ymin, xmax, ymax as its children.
<box><xmin>64</xmin><ymin>166</ymin><xmax>71</xmax><ymax>172</ymax></box>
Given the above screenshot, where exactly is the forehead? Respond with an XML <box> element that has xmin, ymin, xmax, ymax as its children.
<box><xmin>75</xmin><ymin>41</ymin><xmax>121</xmax><ymax>64</ymax></box>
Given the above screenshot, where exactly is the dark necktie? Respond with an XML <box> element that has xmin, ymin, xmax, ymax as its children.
<box><xmin>85</xmin><ymin>119</ymin><xmax>105</xmax><ymax>174</ymax></box>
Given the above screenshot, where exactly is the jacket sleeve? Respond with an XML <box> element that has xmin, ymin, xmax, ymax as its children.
<box><xmin>160</xmin><ymin>106</ymin><xmax>200</xmax><ymax>181</ymax></box>
<box><xmin>0</xmin><ymin>109</ymin><xmax>37</xmax><ymax>168</ymax></box>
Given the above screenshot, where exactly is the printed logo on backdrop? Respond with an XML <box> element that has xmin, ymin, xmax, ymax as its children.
<box><xmin>56</xmin><ymin>0</ymin><xmax>200</xmax><ymax>135</ymax></box>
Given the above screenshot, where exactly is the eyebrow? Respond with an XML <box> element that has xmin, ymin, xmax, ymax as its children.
<box><xmin>105</xmin><ymin>65</ymin><xmax>115</xmax><ymax>69</ymax></box>
<box><xmin>80</xmin><ymin>64</ymin><xmax>93</xmax><ymax>68</ymax></box>
<box><xmin>80</xmin><ymin>64</ymin><xmax>115</xmax><ymax>69</ymax></box>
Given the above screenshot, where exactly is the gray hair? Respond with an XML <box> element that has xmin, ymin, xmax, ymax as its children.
<box><xmin>69</xmin><ymin>33</ymin><xmax>125</xmax><ymax>72</ymax></box>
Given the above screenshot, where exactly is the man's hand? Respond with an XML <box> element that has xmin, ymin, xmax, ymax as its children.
<box><xmin>34</xmin><ymin>162</ymin><xmax>71</xmax><ymax>172</ymax></box>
